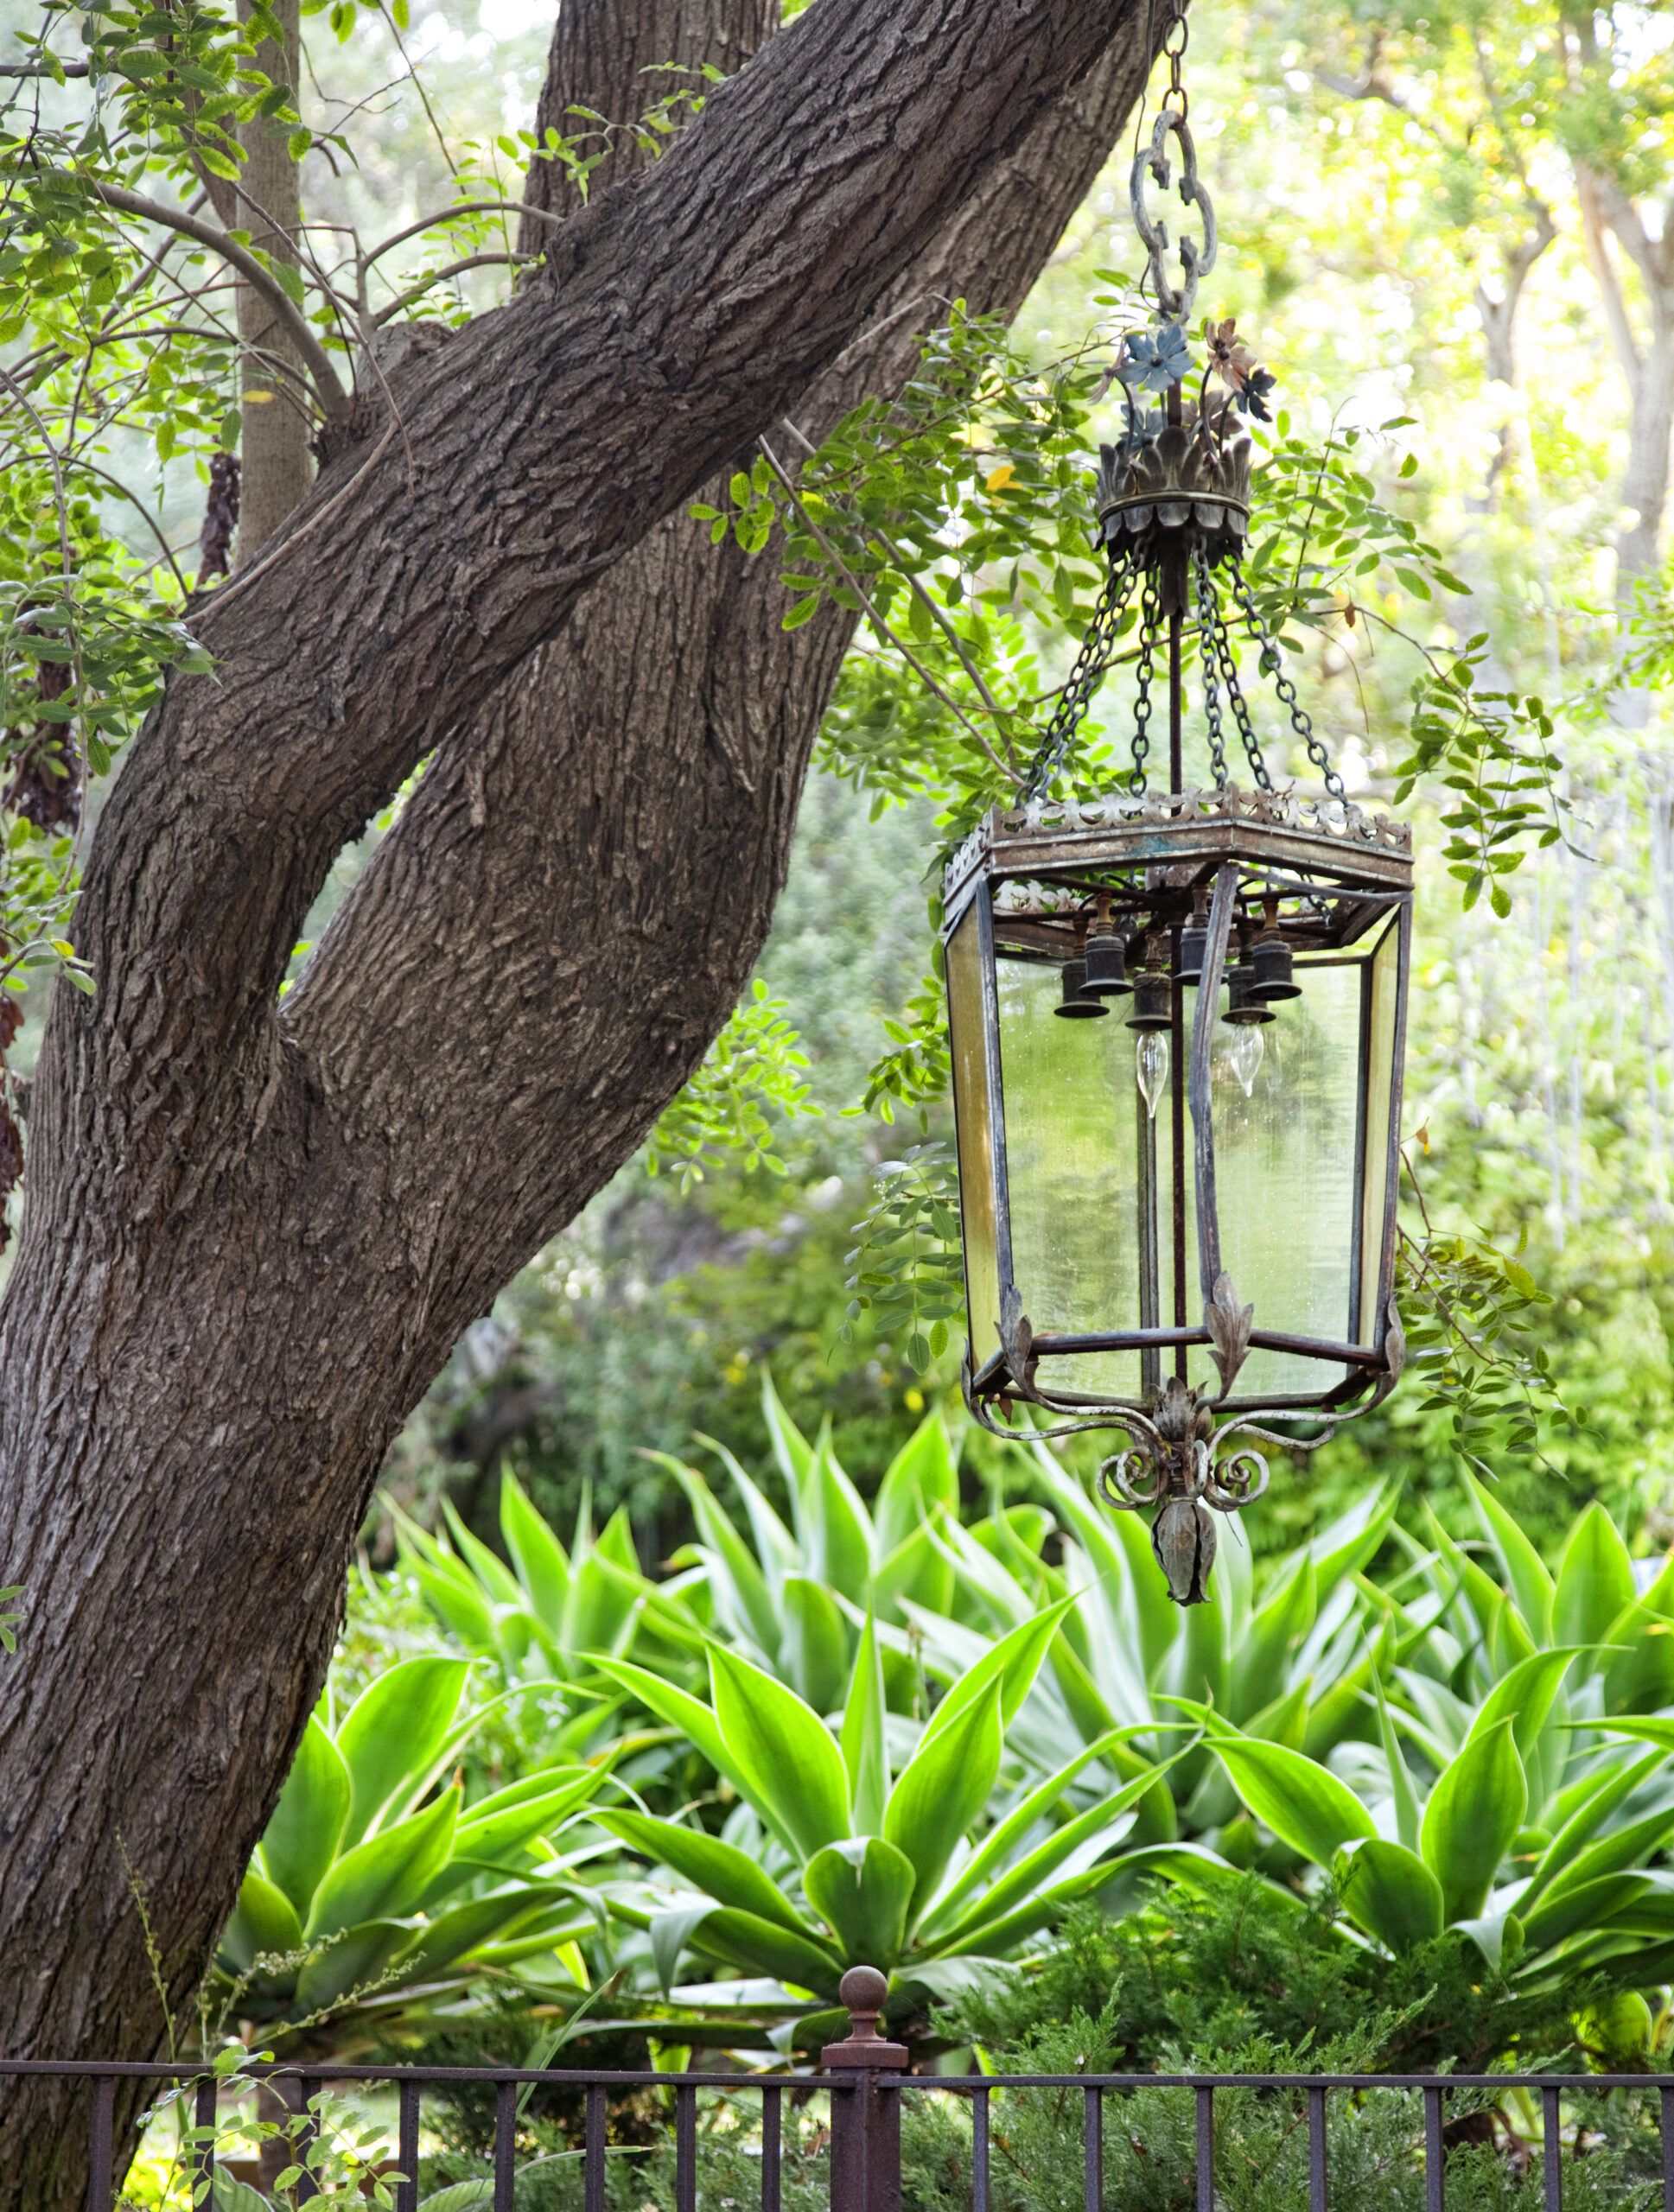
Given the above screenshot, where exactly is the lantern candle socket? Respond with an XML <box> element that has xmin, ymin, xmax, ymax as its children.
<box><xmin>942</xmin><ymin>791</ymin><xmax>1412</xmax><ymax>1605</ymax></box>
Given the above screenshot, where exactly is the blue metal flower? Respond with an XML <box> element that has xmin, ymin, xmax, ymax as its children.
<box><xmin>1117</xmin><ymin>322</ymin><xmax>1194</xmax><ymax>393</ymax></box>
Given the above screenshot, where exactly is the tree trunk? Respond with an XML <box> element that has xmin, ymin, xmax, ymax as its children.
<box><xmin>234</xmin><ymin>0</ymin><xmax>312</xmax><ymax>559</ymax></box>
<box><xmin>0</xmin><ymin>0</ymin><xmax>1157</xmax><ymax>2197</ymax></box>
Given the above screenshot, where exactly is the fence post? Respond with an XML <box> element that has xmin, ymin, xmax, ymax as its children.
<box><xmin>824</xmin><ymin>1967</ymin><xmax>907</xmax><ymax>2212</ymax></box>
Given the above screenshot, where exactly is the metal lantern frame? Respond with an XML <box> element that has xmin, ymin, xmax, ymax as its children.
<box><xmin>933</xmin><ymin>2</ymin><xmax>1415</xmax><ymax>1602</ymax></box>
<box><xmin>944</xmin><ymin>786</ymin><xmax>1412</xmax><ymax>1425</ymax></box>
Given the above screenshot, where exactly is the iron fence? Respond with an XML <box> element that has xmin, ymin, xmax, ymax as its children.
<box><xmin>9</xmin><ymin>1967</ymin><xmax>1674</xmax><ymax>2212</ymax></box>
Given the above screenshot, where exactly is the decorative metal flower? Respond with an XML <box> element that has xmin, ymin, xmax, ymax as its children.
<box><xmin>1202</xmin><ymin>317</ymin><xmax>1276</xmax><ymax>421</ymax></box>
<box><xmin>1118</xmin><ymin>322</ymin><xmax>1194</xmax><ymax>394</ymax></box>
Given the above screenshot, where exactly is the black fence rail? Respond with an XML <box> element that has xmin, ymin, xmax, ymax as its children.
<box><xmin>9</xmin><ymin>1967</ymin><xmax>1674</xmax><ymax>2212</ymax></box>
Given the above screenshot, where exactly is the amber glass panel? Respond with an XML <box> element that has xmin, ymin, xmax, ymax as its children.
<box><xmin>947</xmin><ymin>901</ymin><xmax>1002</xmax><ymax>1374</ymax></box>
<box><xmin>1358</xmin><ymin>915</ymin><xmax>1401</xmax><ymax>1353</ymax></box>
<box><xmin>1211</xmin><ymin>958</ymin><xmax>1361</xmax><ymax>1397</ymax></box>
<box><xmin>997</xmin><ymin>954</ymin><xmax>1206</xmax><ymax>1402</ymax></box>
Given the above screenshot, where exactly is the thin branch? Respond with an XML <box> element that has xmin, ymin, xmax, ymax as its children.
<box><xmin>0</xmin><ymin>59</ymin><xmax>90</xmax><ymax>76</ymax></box>
<box><xmin>757</xmin><ymin>435</ymin><xmax>1022</xmax><ymax>786</ymax></box>
<box><xmin>369</xmin><ymin>251</ymin><xmax>533</xmax><ymax>326</ymax></box>
<box><xmin>84</xmin><ymin>178</ymin><xmax>351</xmax><ymax>417</ymax></box>
<box><xmin>362</xmin><ymin>198</ymin><xmax>565</xmax><ymax>270</ymax></box>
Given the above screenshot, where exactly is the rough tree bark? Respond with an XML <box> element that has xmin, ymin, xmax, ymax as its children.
<box><xmin>234</xmin><ymin>0</ymin><xmax>313</xmax><ymax>557</ymax></box>
<box><xmin>0</xmin><ymin>0</ymin><xmax>1157</xmax><ymax>2197</ymax></box>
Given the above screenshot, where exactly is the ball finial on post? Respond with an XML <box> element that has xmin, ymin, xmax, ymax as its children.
<box><xmin>822</xmin><ymin>1965</ymin><xmax>907</xmax><ymax>2069</ymax></box>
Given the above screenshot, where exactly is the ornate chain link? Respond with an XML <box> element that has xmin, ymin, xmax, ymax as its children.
<box><xmin>1229</xmin><ymin>564</ymin><xmax>1346</xmax><ymax>799</ymax></box>
<box><xmin>1193</xmin><ymin>547</ymin><xmax>1229</xmax><ymax>789</ymax></box>
<box><xmin>1020</xmin><ymin>558</ymin><xmax>1134</xmax><ymax>804</ymax></box>
<box><xmin>1208</xmin><ymin>584</ymin><xmax>1273</xmax><ymax>791</ymax></box>
<box><xmin>1127</xmin><ymin>580</ymin><xmax>1162</xmax><ymax>795</ymax></box>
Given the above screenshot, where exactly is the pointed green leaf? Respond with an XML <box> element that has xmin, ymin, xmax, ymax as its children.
<box><xmin>499</xmin><ymin>1472</ymin><xmax>572</xmax><ymax>1632</ymax></box>
<box><xmin>841</xmin><ymin>1615</ymin><xmax>889</xmax><ymax>1834</ymax></box>
<box><xmin>783</xmin><ymin>1574</ymin><xmax>850</xmax><ymax>1713</ymax></box>
<box><xmin>220</xmin><ymin>1870</ymin><xmax>304</xmax><ymax>1970</ymax></box>
<box><xmin>1335</xmin><ymin>1839</ymin><xmax>1444</xmax><ymax>1952</ymax></box>
<box><xmin>1203</xmin><ymin>1728</ymin><xmax>1376</xmax><ymax>1866</ymax></box>
<box><xmin>1420</xmin><ymin>1718</ymin><xmax>1526</xmax><ymax>1923</ymax></box>
<box><xmin>1466</xmin><ymin>1471</ymin><xmax>1554</xmax><ymax>1639</ymax></box>
<box><xmin>602</xmin><ymin>1810</ymin><xmax>812</xmax><ymax>1936</ymax></box>
<box><xmin>307</xmin><ymin>1789</ymin><xmax>459</xmax><ymax>1938</ymax></box>
<box><xmin>885</xmin><ymin>1683</ymin><xmax>1002</xmax><ymax>1926</ymax></box>
<box><xmin>805</xmin><ymin>1836</ymin><xmax>916</xmax><ymax>1966</ymax></box>
<box><xmin>336</xmin><ymin>1657</ymin><xmax>471</xmax><ymax>1846</ymax></box>
<box><xmin>874</xmin><ymin>1416</ymin><xmax>959</xmax><ymax>1556</ymax></box>
<box><xmin>261</xmin><ymin>1714</ymin><xmax>351</xmax><ymax>1919</ymax></box>
<box><xmin>681</xmin><ymin>1906</ymin><xmax>843</xmax><ymax>1996</ymax></box>
<box><xmin>1553</xmin><ymin>1505</ymin><xmax>1635</xmax><ymax>1650</ymax></box>
<box><xmin>709</xmin><ymin>1645</ymin><xmax>851</xmax><ymax>1859</ymax></box>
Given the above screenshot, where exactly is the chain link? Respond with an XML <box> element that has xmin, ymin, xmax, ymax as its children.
<box><xmin>1162</xmin><ymin>0</ymin><xmax>1189</xmax><ymax>118</ymax></box>
<box><xmin>1020</xmin><ymin>558</ymin><xmax>1134</xmax><ymax>804</ymax></box>
<box><xmin>1229</xmin><ymin>563</ymin><xmax>1346</xmax><ymax>799</ymax></box>
<box><xmin>1193</xmin><ymin>547</ymin><xmax>1229</xmax><ymax>788</ymax></box>
<box><xmin>1127</xmin><ymin>580</ymin><xmax>1162</xmax><ymax>796</ymax></box>
<box><xmin>1207</xmin><ymin>582</ymin><xmax>1273</xmax><ymax>791</ymax></box>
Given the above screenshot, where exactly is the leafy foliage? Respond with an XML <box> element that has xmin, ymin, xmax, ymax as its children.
<box><xmin>645</xmin><ymin>982</ymin><xmax>816</xmax><ymax>1188</ymax></box>
<box><xmin>839</xmin><ymin>1143</ymin><xmax>963</xmax><ymax>1375</ymax></box>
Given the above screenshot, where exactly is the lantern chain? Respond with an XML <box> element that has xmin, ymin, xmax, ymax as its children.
<box><xmin>1230</xmin><ymin>564</ymin><xmax>1346</xmax><ymax>800</ymax></box>
<box><xmin>1192</xmin><ymin>547</ymin><xmax>1230</xmax><ymax>788</ymax></box>
<box><xmin>1126</xmin><ymin>578</ymin><xmax>1162</xmax><ymax>795</ymax></box>
<box><xmin>1019</xmin><ymin>557</ymin><xmax>1132</xmax><ymax>805</ymax></box>
<box><xmin>1206</xmin><ymin>580</ymin><xmax>1274</xmax><ymax>791</ymax></box>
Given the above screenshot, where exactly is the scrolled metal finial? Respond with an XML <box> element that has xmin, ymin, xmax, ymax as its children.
<box><xmin>1153</xmin><ymin>1492</ymin><xmax>1217</xmax><ymax>1606</ymax></box>
<box><xmin>1130</xmin><ymin>107</ymin><xmax>1218</xmax><ymax>325</ymax></box>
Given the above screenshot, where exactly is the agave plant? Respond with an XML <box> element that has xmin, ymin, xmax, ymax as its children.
<box><xmin>218</xmin><ymin>1657</ymin><xmax>605</xmax><ymax>2042</ymax></box>
<box><xmin>1143</xmin><ymin>1645</ymin><xmax>1674</xmax><ymax>2002</ymax></box>
<box><xmin>592</xmin><ymin>1611</ymin><xmax>1174</xmax><ymax>2033</ymax></box>
<box><xmin>394</xmin><ymin>1477</ymin><xmax>696</xmax><ymax>1695</ymax></box>
<box><xmin>899</xmin><ymin>1448</ymin><xmax>1405</xmax><ymax>1847</ymax></box>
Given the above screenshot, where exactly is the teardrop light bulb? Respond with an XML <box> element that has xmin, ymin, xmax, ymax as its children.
<box><xmin>1228</xmin><ymin>1022</ymin><xmax>1265</xmax><ymax>1098</ymax></box>
<box><xmin>1136</xmin><ymin>1031</ymin><xmax>1169</xmax><ymax>1119</ymax></box>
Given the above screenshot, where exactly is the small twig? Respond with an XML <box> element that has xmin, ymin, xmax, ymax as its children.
<box><xmin>81</xmin><ymin>178</ymin><xmax>351</xmax><ymax>418</ymax></box>
<box><xmin>362</xmin><ymin>197</ymin><xmax>565</xmax><ymax>268</ymax></box>
<box><xmin>370</xmin><ymin>250</ymin><xmax>533</xmax><ymax>326</ymax></box>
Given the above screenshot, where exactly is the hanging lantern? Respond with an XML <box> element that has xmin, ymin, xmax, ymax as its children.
<box><xmin>942</xmin><ymin>9</ymin><xmax>1411</xmax><ymax>1604</ymax></box>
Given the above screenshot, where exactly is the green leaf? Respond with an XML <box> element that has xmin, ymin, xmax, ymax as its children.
<box><xmin>1553</xmin><ymin>1505</ymin><xmax>1635</xmax><ymax>1649</ymax></box>
<box><xmin>220</xmin><ymin>1869</ymin><xmax>304</xmax><ymax>1970</ymax></box>
<box><xmin>593</xmin><ymin>1657</ymin><xmax>735</xmax><ymax>1791</ymax></box>
<box><xmin>840</xmin><ymin>1614</ymin><xmax>889</xmax><ymax>1834</ymax></box>
<box><xmin>922</xmin><ymin>1597</ymin><xmax>1073</xmax><ymax>1746</ymax></box>
<box><xmin>1201</xmin><ymin>1727</ymin><xmax>1376</xmax><ymax>1866</ymax></box>
<box><xmin>499</xmin><ymin>1472</ymin><xmax>570</xmax><ymax>1632</ymax></box>
<box><xmin>260</xmin><ymin>1713</ymin><xmax>351</xmax><ymax>1918</ymax></box>
<box><xmin>307</xmin><ymin>1789</ymin><xmax>459</xmax><ymax>1938</ymax></box>
<box><xmin>1466</xmin><ymin>1471</ymin><xmax>1554</xmax><ymax>1640</ymax></box>
<box><xmin>783</xmin><ymin>1573</ymin><xmax>850</xmax><ymax>1714</ymax></box>
<box><xmin>708</xmin><ymin>1644</ymin><xmax>851</xmax><ymax>1859</ymax></box>
<box><xmin>804</xmin><ymin>1836</ymin><xmax>916</xmax><ymax>1966</ymax></box>
<box><xmin>294</xmin><ymin>1918</ymin><xmax>410</xmax><ymax>2012</ymax></box>
<box><xmin>335</xmin><ymin>1656</ymin><xmax>470</xmax><ymax>1845</ymax></box>
<box><xmin>1334</xmin><ymin>1839</ymin><xmax>1445</xmax><ymax>1952</ymax></box>
<box><xmin>680</xmin><ymin>1906</ymin><xmax>842</xmax><ymax>1995</ymax></box>
<box><xmin>884</xmin><ymin>1683</ymin><xmax>1002</xmax><ymax>1928</ymax></box>
<box><xmin>602</xmin><ymin>1810</ymin><xmax>812</xmax><ymax>1935</ymax></box>
<box><xmin>394</xmin><ymin>1887</ymin><xmax>574</xmax><ymax>1980</ymax></box>
<box><xmin>874</xmin><ymin>1414</ymin><xmax>959</xmax><ymax>1556</ymax></box>
<box><xmin>1420</xmin><ymin>1719</ymin><xmax>1526</xmax><ymax>1923</ymax></box>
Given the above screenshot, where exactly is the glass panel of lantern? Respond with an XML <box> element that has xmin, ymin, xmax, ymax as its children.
<box><xmin>947</xmin><ymin>870</ymin><xmax>1410</xmax><ymax>1413</ymax></box>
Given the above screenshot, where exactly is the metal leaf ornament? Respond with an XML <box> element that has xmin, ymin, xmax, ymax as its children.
<box><xmin>1204</xmin><ymin>1272</ymin><xmax>1254</xmax><ymax>1397</ymax></box>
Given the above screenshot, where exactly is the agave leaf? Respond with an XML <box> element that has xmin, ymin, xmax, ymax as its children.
<box><xmin>602</xmin><ymin>1810</ymin><xmax>813</xmax><ymax>1936</ymax></box>
<box><xmin>335</xmin><ymin>1657</ymin><xmax>471</xmax><ymax>1847</ymax></box>
<box><xmin>307</xmin><ymin>1789</ymin><xmax>459</xmax><ymax>1939</ymax></box>
<box><xmin>841</xmin><ymin>1614</ymin><xmax>890</xmax><ymax>1835</ymax></box>
<box><xmin>805</xmin><ymin>1836</ymin><xmax>916</xmax><ymax>1966</ymax></box>
<box><xmin>499</xmin><ymin>1471</ymin><xmax>572</xmax><ymax>1633</ymax></box>
<box><xmin>783</xmin><ymin>1574</ymin><xmax>851</xmax><ymax>1714</ymax></box>
<box><xmin>885</xmin><ymin>1683</ymin><xmax>1002</xmax><ymax>1928</ymax></box>
<box><xmin>1553</xmin><ymin>1505</ymin><xmax>1635</xmax><ymax>1651</ymax></box>
<box><xmin>1421</xmin><ymin>1719</ymin><xmax>1526</xmax><ymax>1924</ymax></box>
<box><xmin>1466</xmin><ymin>1471</ymin><xmax>1554</xmax><ymax>1640</ymax></box>
<box><xmin>709</xmin><ymin>1644</ymin><xmax>851</xmax><ymax>1859</ymax></box>
<box><xmin>873</xmin><ymin>1414</ymin><xmax>960</xmax><ymax>1557</ymax></box>
<box><xmin>261</xmin><ymin>1713</ymin><xmax>352</xmax><ymax>1920</ymax></box>
<box><xmin>220</xmin><ymin>1870</ymin><xmax>305</xmax><ymax>1971</ymax></box>
<box><xmin>1334</xmin><ymin>1838</ymin><xmax>1444</xmax><ymax>1952</ymax></box>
